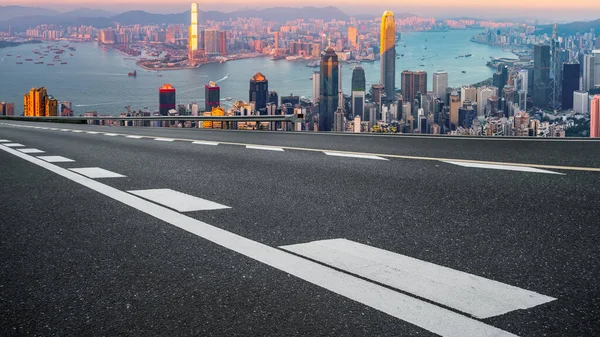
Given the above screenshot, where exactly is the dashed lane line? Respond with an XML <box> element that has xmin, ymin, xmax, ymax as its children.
<box><xmin>18</xmin><ymin>148</ymin><xmax>45</xmax><ymax>154</ymax></box>
<box><xmin>69</xmin><ymin>167</ymin><xmax>126</xmax><ymax>179</ymax></box>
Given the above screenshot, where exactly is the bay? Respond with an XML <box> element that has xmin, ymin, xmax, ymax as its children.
<box><xmin>0</xmin><ymin>29</ymin><xmax>515</xmax><ymax>115</ymax></box>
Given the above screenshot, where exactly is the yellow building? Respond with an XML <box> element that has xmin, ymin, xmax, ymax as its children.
<box><xmin>24</xmin><ymin>87</ymin><xmax>58</xmax><ymax>116</ymax></box>
<box><xmin>449</xmin><ymin>93</ymin><xmax>461</xmax><ymax>128</ymax></box>
<box><xmin>347</xmin><ymin>26</ymin><xmax>357</xmax><ymax>48</ymax></box>
<box><xmin>380</xmin><ymin>11</ymin><xmax>396</xmax><ymax>101</ymax></box>
<box><xmin>203</xmin><ymin>106</ymin><xmax>225</xmax><ymax>129</ymax></box>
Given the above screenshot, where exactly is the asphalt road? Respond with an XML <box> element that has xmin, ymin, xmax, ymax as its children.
<box><xmin>1</xmin><ymin>121</ymin><xmax>600</xmax><ymax>336</ymax></box>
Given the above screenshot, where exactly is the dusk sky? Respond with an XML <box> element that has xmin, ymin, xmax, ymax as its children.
<box><xmin>2</xmin><ymin>0</ymin><xmax>600</xmax><ymax>21</ymax></box>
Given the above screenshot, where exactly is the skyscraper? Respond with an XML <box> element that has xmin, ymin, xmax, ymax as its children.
<box><xmin>348</xmin><ymin>26</ymin><xmax>357</xmax><ymax>49</ymax></box>
<box><xmin>533</xmin><ymin>44</ymin><xmax>550</xmax><ymax>108</ymax></box>
<box><xmin>562</xmin><ymin>63</ymin><xmax>580</xmax><ymax>110</ymax></box>
<box><xmin>312</xmin><ymin>71</ymin><xmax>320</xmax><ymax>103</ymax></box>
<box><xmin>249</xmin><ymin>72</ymin><xmax>268</xmax><ymax>113</ymax></box>
<box><xmin>23</xmin><ymin>87</ymin><xmax>57</xmax><ymax>116</ymax></box>
<box><xmin>351</xmin><ymin>66</ymin><xmax>366</xmax><ymax>92</ymax></box>
<box><xmin>204</xmin><ymin>29</ymin><xmax>220</xmax><ymax>56</ymax></box>
<box><xmin>318</xmin><ymin>47</ymin><xmax>339</xmax><ymax>131</ymax></box>
<box><xmin>159</xmin><ymin>84</ymin><xmax>176</xmax><ymax>116</ymax></box>
<box><xmin>380</xmin><ymin>11</ymin><xmax>396</xmax><ymax>102</ymax></box>
<box><xmin>205</xmin><ymin>81</ymin><xmax>220</xmax><ymax>112</ymax></box>
<box><xmin>189</xmin><ymin>3</ymin><xmax>198</xmax><ymax>60</ymax></box>
<box><xmin>352</xmin><ymin>91</ymin><xmax>365</xmax><ymax>120</ymax></box>
<box><xmin>573</xmin><ymin>91</ymin><xmax>589</xmax><ymax>114</ymax></box>
<box><xmin>582</xmin><ymin>54</ymin><xmax>595</xmax><ymax>92</ymax></box>
<box><xmin>591</xmin><ymin>95</ymin><xmax>600</xmax><ymax>138</ymax></box>
<box><xmin>401</xmin><ymin>70</ymin><xmax>427</xmax><ymax>106</ymax></box>
<box><xmin>461</xmin><ymin>86</ymin><xmax>477</xmax><ymax>106</ymax></box>
<box><xmin>449</xmin><ymin>92</ymin><xmax>460</xmax><ymax>129</ymax></box>
<box><xmin>433</xmin><ymin>71</ymin><xmax>448</xmax><ymax>103</ymax></box>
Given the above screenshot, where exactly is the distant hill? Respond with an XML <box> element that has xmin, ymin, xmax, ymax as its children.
<box><xmin>59</xmin><ymin>8</ymin><xmax>114</xmax><ymax>18</ymax></box>
<box><xmin>537</xmin><ymin>18</ymin><xmax>600</xmax><ymax>36</ymax></box>
<box><xmin>0</xmin><ymin>5</ymin><xmax>59</xmax><ymax>20</ymax></box>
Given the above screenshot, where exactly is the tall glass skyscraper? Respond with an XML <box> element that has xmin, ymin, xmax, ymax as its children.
<box><xmin>159</xmin><ymin>84</ymin><xmax>176</xmax><ymax>116</ymax></box>
<box><xmin>189</xmin><ymin>3</ymin><xmax>198</xmax><ymax>60</ymax></box>
<box><xmin>533</xmin><ymin>44</ymin><xmax>550</xmax><ymax>108</ymax></box>
<box><xmin>319</xmin><ymin>47</ymin><xmax>339</xmax><ymax>131</ymax></box>
<box><xmin>351</xmin><ymin>66</ymin><xmax>366</xmax><ymax>92</ymax></box>
<box><xmin>380</xmin><ymin>11</ymin><xmax>396</xmax><ymax>102</ymax></box>
<box><xmin>249</xmin><ymin>72</ymin><xmax>268</xmax><ymax>113</ymax></box>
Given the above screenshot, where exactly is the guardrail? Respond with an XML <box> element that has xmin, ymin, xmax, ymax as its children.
<box><xmin>0</xmin><ymin>114</ymin><xmax>304</xmax><ymax>124</ymax></box>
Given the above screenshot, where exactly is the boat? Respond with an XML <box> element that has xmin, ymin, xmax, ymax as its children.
<box><xmin>6</xmin><ymin>54</ymin><xmax>12</xmax><ymax>56</ymax></box>
<box><xmin>16</xmin><ymin>62</ymin><xmax>23</xmax><ymax>64</ymax></box>
<box><xmin>465</xmin><ymin>53</ymin><xmax>472</xmax><ymax>57</ymax></box>
<box><xmin>25</xmin><ymin>58</ymin><xmax>33</xmax><ymax>61</ymax></box>
<box><xmin>69</xmin><ymin>53</ymin><xmax>73</xmax><ymax>56</ymax></box>
<box><xmin>34</xmin><ymin>61</ymin><xmax>43</xmax><ymax>64</ymax></box>
<box><xmin>420</xmin><ymin>64</ymin><xmax>425</xmax><ymax>66</ymax></box>
<box><xmin>424</xmin><ymin>47</ymin><xmax>427</xmax><ymax>50</ymax></box>
<box><xmin>225</xmin><ymin>97</ymin><xmax>232</xmax><ymax>101</ymax></box>
<box><xmin>458</xmin><ymin>55</ymin><xmax>465</xmax><ymax>57</ymax></box>
<box><xmin>404</xmin><ymin>44</ymin><xmax>406</xmax><ymax>47</ymax></box>
<box><xmin>462</xmin><ymin>70</ymin><xmax>466</xmax><ymax>73</ymax></box>
<box><xmin>128</xmin><ymin>70</ymin><xmax>137</xmax><ymax>77</ymax></box>
<box><xmin>271</xmin><ymin>55</ymin><xmax>285</xmax><ymax>61</ymax></box>
<box><xmin>401</xmin><ymin>53</ymin><xmax>404</xmax><ymax>57</ymax></box>
<box><xmin>16</xmin><ymin>55</ymin><xmax>21</xmax><ymax>58</ymax></box>
<box><xmin>47</xmin><ymin>63</ymin><xmax>54</xmax><ymax>66</ymax></box>
<box><xmin>61</xmin><ymin>62</ymin><xmax>67</xmax><ymax>64</ymax></box>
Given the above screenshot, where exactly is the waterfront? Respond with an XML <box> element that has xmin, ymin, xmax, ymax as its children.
<box><xmin>0</xmin><ymin>30</ymin><xmax>516</xmax><ymax>115</ymax></box>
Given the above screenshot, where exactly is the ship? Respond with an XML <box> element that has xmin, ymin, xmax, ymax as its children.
<box><xmin>462</xmin><ymin>70</ymin><xmax>466</xmax><ymax>73</ymax></box>
<box><xmin>16</xmin><ymin>55</ymin><xmax>22</xmax><ymax>58</ymax></box>
<box><xmin>128</xmin><ymin>70</ymin><xmax>137</xmax><ymax>77</ymax></box>
<box><xmin>16</xmin><ymin>62</ymin><xmax>23</xmax><ymax>64</ymax></box>
<box><xmin>25</xmin><ymin>58</ymin><xmax>33</xmax><ymax>61</ymax></box>
<box><xmin>306</xmin><ymin>60</ymin><xmax>320</xmax><ymax>67</ymax></box>
<box><xmin>47</xmin><ymin>63</ymin><xmax>54</xmax><ymax>66</ymax></box>
<box><xmin>61</xmin><ymin>62</ymin><xmax>67</xmax><ymax>64</ymax></box>
<box><xmin>271</xmin><ymin>55</ymin><xmax>285</xmax><ymax>61</ymax></box>
<box><xmin>225</xmin><ymin>97</ymin><xmax>232</xmax><ymax>101</ymax></box>
<box><xmin>34</xmin><ymin>61</ymin><xmax>43</xmax><ymax>64</ymax></box>
<box><xmin>6</xmin><ymin>54</ymin><xmax>12</xmax><ymax>56</ymax></box>
<box><xmin>465</xmin><ymin>53</ymin><xmax>472</xmax><ymax>57</ymax></box>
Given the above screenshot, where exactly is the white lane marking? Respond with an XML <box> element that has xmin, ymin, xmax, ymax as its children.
<box><xmin>104</xmin><ymin>133</ymin><xmax>118</xmax><ymax>136</ymax></box>
<box><xmin>4</xmin><ymin>143</ymin><xmax>25</xmax><ymax>147</ymax></box>
<box><xmin>324</xmin><ymin>152</ymin><xmax>389</xmax><ymax>161</ymax></box>
<box><xmin>0</xmin><ymin>139</ymin><xmax>11</xmax><ymax>143</ymax></box>
<box><xmin>71</xmin><ymin>130</ymin><xmax>84</xmax><ymax>133</ymax></box>
<box><xmin>69</xmin><ymin>167</ymin><xmax>126</xmax><ymax>178</ymax></box>
<box><xmin>154</xmin><ymin>138</ymin><xmax>174</xmax><ymax>142</ymax></box>
<box><xmin>36</xmin><ymin>155</ymin><xmax>75</xmax><ymax>163</ymax></box>
<box><xmin>126</xmin><ymin>135</ymin><xmax>143</xmax><ymax>139</ymax></box>
<box><xmin>86</xmin><ymin>131</ymin><xmax>99</xmax><ymax>134</ymax></box>
<box><xmin>192</xmin><ymin>140</ymin><xmax>219</xmax><ymax>146</ymax></box>
<box><xmin>280</xmin><ymin>239</ymin><xmax>556</xmax><ymax>319</ymax></box>
<box><xmin>443</xmin><ymin>160</ymin><xmax>564</xmax><ymax>175</ymax></box>
<box><xmin>246</xmin><ymin>145</ymin><xmax>284</xmax><ymax>152</ymax></box>
<box><xmin>49</xmin><ymin>128</ymin><xmax>59</xmax><ymax>131</ymax></box>
<box><xmin>0</xmin><ymin>144</ymin><xmax>518</xmax><ymax>337</ymax></box>
<box><xmin>128</xmin><ymin>189</ymin><xmax>230</xmax><ymax>212</ymax></box>
<box><xmin>18</xmin><ymin>148</ymin><xmax>45</xmax><ymax>154</ymax></box>
<box><xmin>60</xmin><ymin>129</ymin><xmax>70</xmax><ymax>132</ymax></box>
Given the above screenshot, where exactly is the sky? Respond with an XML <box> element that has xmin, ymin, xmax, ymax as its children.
<box><xmin>2</xmin><ymin>0</ymin><xmax>600</xmax><ymax>21</ymax></box>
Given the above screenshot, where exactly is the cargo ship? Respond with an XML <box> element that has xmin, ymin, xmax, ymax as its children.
<box><xmin>128</xmin><ymin>70</ymin><xmax>137</xmax><ymax>77</ymax></box>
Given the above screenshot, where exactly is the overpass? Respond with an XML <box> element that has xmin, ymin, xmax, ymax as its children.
<box><xmin>1</xmin><ymin>120</ymin><xmax>599</xmax><ymax>336</ymax></box>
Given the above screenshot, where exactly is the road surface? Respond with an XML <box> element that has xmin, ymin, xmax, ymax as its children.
<box><xmin>1</xmin><ymin>121</ymin><xmax>599</xmax><ymax>336</ymax></box>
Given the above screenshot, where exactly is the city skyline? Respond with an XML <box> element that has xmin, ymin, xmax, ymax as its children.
<box><xmin>2</xmin><ymin>2</ymin><xmax>600</xmax><ymax>21</ymax></box>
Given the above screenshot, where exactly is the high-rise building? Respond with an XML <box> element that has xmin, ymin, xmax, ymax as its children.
<box><xmin>461</xmin><ymin>86</ymin><xmax>477</xmax><ymax>106</ymax></box>
<box><xmin>351</xmin><ymin>66</ymin><xmax>366</xmax><ymax>92</ymax></box>
<box><xmin>218</xmin><ymin>31</ymin><xmax>227</xmax><ymax>55</ymax></box>
<box><xmin>477</xmin><ymin>86</ymin><xmax>495</xmax><ymax>116</ymax></box>
<box><xmin>249</xmin><ymin>72</ymin><xmax>268</xmax><ymax>113</ymax></box>
<box><xmin>159</xmin><ymin>84</ymin><xmax>176</xmax><ymax>116</ymax></box>
<box><xmin>518</xmin><ymin>69</ymin><xmax>529</xmax><ymax>93</ymax></box>
<box><xmin>348</xmin><ymin>26</ymin><xmax>357</xmax><ymax>49</ymax></box>
<box><xmin>573</xmin><ymin>91</ymin><xmax>589</xmax><ymax>114</ymax></box>
<box><xmin>189</xmin><ymin>3</ymin><xmax>198</xmax><ymax>59</ymax></box>
<box><xmin>562</xmin><ymin>63</ymin><xmax>580</xmax><ymax>110</ymax></box>
<box><xmin>433</xmin><ymin>71</ymin><xmax>448</xmax><ymax>103</ymax></box>
<box><xmin>204</xmin><ymin>29</ymin><xmax>220</xmax><ymax>56</ymax></box>
<box><xmin>23</xmin><ymin>87</ymin><xmax>57</xmax><ymax>116</ymax></box>
<box><xmin>449</xmin><ymin>92</ymin><xmax>460</xmax><ymax>129</ymax></box>
<box><xmin>205</xmin><ymin>81</ymin><xmax>220</xmax><ymax>112</ymax></box>
<box><xmin>533</xmin><ymin>44</ymin><xmax>550</xmax><ymax>108</ymax></box>
<box><xmin>268</xmin><ymin>91</ymin><xmax>279</xmax><ymax>106</ymax></box>
<box><xmin>380</xmin><ymin>11</ymin><xmax>396</xmax><ymax>102</ymax></box>
<box><xmin>371</xmin><ymin>84</ymin><xmax>385</xmax><ymax>106</ymax></box>
<box><xmin>493</xmin><ymin>65</ymin><xmax>509</xmax><ymax>97</ymax></box>
<box><xmin>318</xmin><ymin>47</ymin><xmax>339</xmax><ymax>131</ymax></box>
<box><xmin>352</xmin><ymin>91</ymin><xmax>365</xmax><ymax>119</ymax></box>
<box><xmin>594</xmin><ymin>50</ymin><xmax>600</xmax><ymax>89</ymax></box>
<box><xmin>582</xmin><ymin>54</ymin><xmax>595</xmax><ymax>92</ymax></box>
<box><xmin>312</xmin><ymin>71</ymin><xmax>320</xmax><ymax>103</ymax></box>
<box><xmin>401</xmin><ymin>70</ymin><xmax>427</xmax><ymax>106</ymax></box>
<box><xmin>591</xmin><ymin>95</ymin><xmax>600</xmax><ymax>138</ymax></box>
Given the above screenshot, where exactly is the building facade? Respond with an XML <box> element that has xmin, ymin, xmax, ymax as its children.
<box><xmin>158</xmin><ymin>84</ymin><xmax>176</xmax><ymax>116</ymax></box>
<box><xmin>318</xmin><ymin>47</ymin><xmax>339</xmax><ymax>131</ymax></box>
<box><xmin>380</xmin><ymin>11</ymin><xmax>396</xmax><ymax>102</ymax></box>
<box><xmin>205</xmin><ymin>81</ymin><xmax>220</xmax><ymax>112</ymax></box>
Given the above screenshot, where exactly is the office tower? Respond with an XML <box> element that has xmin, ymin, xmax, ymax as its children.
<box><xmin>518</xmin><ymin>90</ymin><xmax>527</xmax><ymax>112</ymax></box>
<box><xmin>352</xmin><ymin>91</ymin><xmax>365</xmax><ymax>119</ymax></box>
<box><xmin>562</xmin><ymin>63</ymin><xmax>580</xmax><ymax>110</ymax></box>
<box><xmin>218</xmin><ymin>31</ymin><xmax>227</xmax><ymax>55</ymax></box>
<box><xmin>204</xmin><ymin>29</ymin><xmax>220</xmax><ymax>56</ymax></box>
<box><xmin>318</xmin><ymin>47</ymin><xmax>339</xmax><ymax>131</ymax></box>
<box><xmin>371</xmin><ymin>84</ymin><xmax>385</xmax><ymax>106</ymax></box>
<box><xmin>189</xmin><ymin>3</ymin><xmax>198</xmax><ymax>59</ymax></box>
<box><xmin>461</xmin><ymin>86</ymin><xmax>477</xmax><ymax>106</ymax></box>
<box><xmin>348</xmin><ymin>26</ymin><xmax>357</xmax><ymax>49</ymax></box>
<box><xmin>582</xmin><ymin>54</ymin><xmax>595</xmax><ymax>92</ymax></box>
<box><xmin>591</xmin><ymin>95</ymin><xmax>600</xmax><ymax>138</ymax></box>
<box><xmin>488</xmin><ymin>96</ymin><xmax>500</xmax><ymax>117</ymax></box>
<box><xmin>518</xmin><ymin>69</ymin><xmax>529</xmax><ymax>93</ymax></box>
<box><xmin>274</xmin><ymin>31</ymin><xmax>279</xmax><ymax>50</ymax></box>
<box><xmin>449</xmin><ymin>92</ymin><xmax>460</xmax><ymax>129</ymax></box>
<box><xmin>204</xmin><ymin>81</ymin><xmax>220</xmax><ymax>112</ymax></box>
<box><xmin>249</xmin><ymin>72</ymin><xmax>268</xmax><ymax>113</ymax></box>
<box><xmin>158</xmin><ymin>84</ymin><xmax>176</xmax><ymax>116</ymax></box>
<box><xmin>268</xmin><ymin>91</ymin><xmax>279</xmax><ymax>106</ymax></box>
<box><xmin>594</xmin><ymin>50</ymin><xmax>600</xmax><ymax>89</ymax></box>
<box><xmin>433</xmin><ymin>71</ymin><xmax>448</xmax><ymax>103</ymax></box>
<box><xmin>281</xmin><ymin>95</ymin><xmax>300</xmax><ymax>107</ymax></box>
<box><xmin>493</xmin><ymin>65</ymin><xmax>509</xmax><ymax>97</ymax></box>
<box><xmin>533</xmin><ymin>44</ymin><xmax>550</xmax><ymax>108</ymax></box>
<box><xmin>0</xmin><ymin>101</ymin><xmax>5</xmax><ymax>116</ymax></box>
<box><xmin>477</xmin><ymin>86</ymin><xmax>494</xmax><ymax>116</ymax></box>
<box><xmin>312</xmin><ymin>71</ymin><xmax>320</xmax><ymax>103</ymax></box>
<box><xmin>351</xmin><ymin>66</ymin><xmax>366</xmax><ymax>92</ymax></box>
<box><xmin>380</xmin><ymin>11</ymin><xmax>396</xmax><ymax>102</ymax></box>
<box><xmin>573</xmin><ymin>91</ymin><xmax>589</xmax><ymax>114</ymax></box>
<box><xmin>401</xmin><ymin>70</ymin><xmax>427</xmax><ymax>106</ymax></box>
<box><xmin>23</xmin><ymin>87</ymin><xmax>57</xmax><ymax>117</ymax></box>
